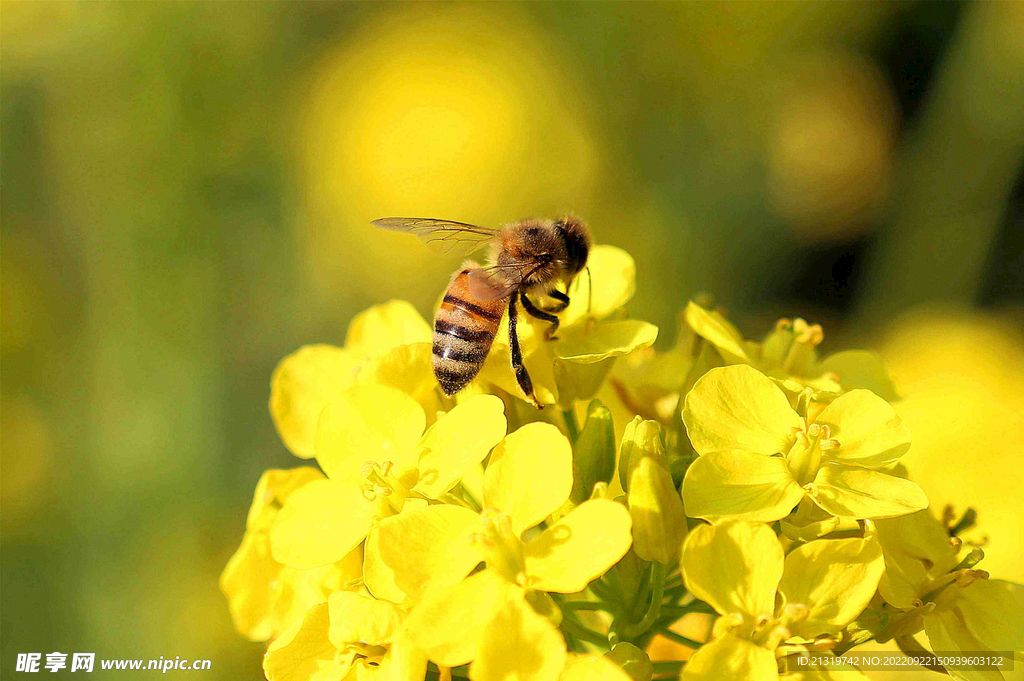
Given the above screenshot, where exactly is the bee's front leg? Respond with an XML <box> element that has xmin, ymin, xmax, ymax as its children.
<box><xmin>508</xmin><ymin>295</ymin><xmax>542</xmax><ymax>409</ymax></box>
<box><xmin>520</xmin><ymin>291</ymin><xmax>560</xmax><ymax>340</ymax></box>
<box><xmin>547</xmin><ymin>289</ymin><xmax>570</xmax><ymax>312</ymax></box>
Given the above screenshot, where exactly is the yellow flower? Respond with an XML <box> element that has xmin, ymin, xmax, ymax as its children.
<box><xmin>685</xmin><ymin>301</ymin><xmax>898</xmax><ymax>400</ymax></box>
<box><xmin>270</xmin><ymin>385</ymin><xmax>506</xmax><ymax>569</ymax></box>
<box><xmin>220</xmin><ymin>468</ymin><xmax>362</xmax><ymax>641</ymax></box>
<box><xmin>263</xmin><ymin>592</ymin><xmax>427</xmax><ymax>681</ymax></box>
<box><xmin>874</xmin><ymin>510</ymin><xmax>1024</xmax><ymax>680</ymax></box>
<box><xmin>681</xmin><ymin>365</ymin><xmax>926</xmax><ymax>523</ymax></box>
<box><xmin>479</xmin><ymin>246</ymin><xmax>658</xmax><ymax>408</ymax></box>
<box><xmin>681</xmin><ymin>521</ymin><xmax>884</xmax><ymax>681</ymax></box>
<box><xmin>373</xmin><ymin>422</ymin><xmax>633</xmax><ymax>679</ymax></box>
<box><xmin>269</xmin><ymin>300</ymin><xmax>435</xmax><ymax>459</ymax></box>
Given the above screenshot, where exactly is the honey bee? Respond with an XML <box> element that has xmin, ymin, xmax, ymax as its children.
<box><xmin>373</xmin><ymin>216</ymin><xmax>592</xmax><ymax>408</ymax></box>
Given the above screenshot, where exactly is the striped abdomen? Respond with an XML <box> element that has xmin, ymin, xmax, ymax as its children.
<box><xmin>433</xmin><ymin>270</ymin><xmax>505</xmax><ymax>396</ymax></box>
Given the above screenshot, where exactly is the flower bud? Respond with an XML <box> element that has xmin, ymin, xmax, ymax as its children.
<box><xmin>628</xmin><ymin>455</ymin><xmax>687</xmax><ymax>564</ymax></box>
<box><xmin>569</xmin><ymin>400</ymin><xmax>617</xmax><ymax>504</ymax></box>
<box><xmin>617</xmin><ymin>417</ymin><xmax>666</xmax><ymax>492</ymax></box>
<box><xmin>605</xmin><ymin>642</ymin><xmax>653</xmax><ymax>681</ymax></box>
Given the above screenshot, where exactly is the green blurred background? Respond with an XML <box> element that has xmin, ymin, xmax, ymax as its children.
<box><xmin>2</xmin><ymin>1</ymin><xmax>1021</xmax><ymax>678</ymax></box>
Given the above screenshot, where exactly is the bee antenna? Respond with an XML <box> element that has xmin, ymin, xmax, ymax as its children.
<box><xmin>585</xmin><ymin>265</ymin><xmax>593</xmax><ymax>315</ymax></box>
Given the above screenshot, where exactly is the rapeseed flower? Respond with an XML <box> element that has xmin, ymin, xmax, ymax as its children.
<box><xmin>263</xmin><ymin>592</ymin><xmax>427</xmax><ymax>681</ymax></box>
<box><xmin>681</xmin><ymin>364</ymin><xmax>926</xmax><ymax>523</ymax></box>
<box><xmin>224</xmin><ymin>249</ymin><xmax>1016</xmax><ymax>681</ymax></box>
<box><xmin>270</xmin><ymin>385</ymin><xmax>506</xmax><ymax>569</ymax></box>
<box><xmin>220</xmin><ymin>468</ymin><xmax>363</xmax><ymax>641</ymax></box>
<box><xmin>684</xmin><ymin>302</ymin><xmax>898</xmax><ymax>400</ymax></box>
<box><xmin>374</xmin><ymin>422</ymin><xmax>633</xmax><ymax>679</ymax></box>
<box><xmin>270</xmin><ymin>300</ymin><xmax>438</xmax><ymax>460</ymax></box>
<box><xmin>681</xmin><ymin>521</ymin><xmax>884</xmax><ymax>681</ymax></box>
<box><xmin>874</xmin><ymin>510</ymin><xmax>1024</xmax><ymax>680</ymax></box>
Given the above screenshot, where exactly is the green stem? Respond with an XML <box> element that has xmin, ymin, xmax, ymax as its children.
<box><xmin>559</xmin><ymin>615</ymin><xmax>609</xmax><ymax>648</ymax></box>
<box><xmin>562</xmin><ymin>408</ymin><xmax>580</xmax><ymax>442</ymax></box>
<box><xmin>654</xmin><ymin>628</ymin><xmax>701</xmax><ymax>648</ymax></box>
<box><xmin>652</xmin><ymin>660</ymin><xmax>686</xmax><ymax>675</ymax></box>
<box><xmin>558</xmin><ymin>601</ymin><xmax>610</xmax><ymax>612</ymax></box>
<box><xmin>622</xmin><ymin>562</ymin><xmax>667</xmax><ymax>638</ymax></box>
<box><xmin>589</xmin><ymin>579</ymin><xmax>622</xmax><ymax>610</ymax></box>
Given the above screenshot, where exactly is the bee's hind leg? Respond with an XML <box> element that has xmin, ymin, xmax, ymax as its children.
<box><xmin>508</xmin><ymin>295</ymin><xmax>542</xmax><ymax>409</ymax></box>
<box><xmin>520</xmin><ymin>291</ymin><xmax>560</xmax><ymax>340</ymax></box>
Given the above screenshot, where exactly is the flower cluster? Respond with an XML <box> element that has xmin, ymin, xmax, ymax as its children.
<box><xmin>222</xmin><ymin>247</ymin><xmax>1022</xmax><ymax>681</ymax></box>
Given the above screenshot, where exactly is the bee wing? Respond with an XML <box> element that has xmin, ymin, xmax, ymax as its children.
<box><xmin>467</xmin><ymin>262</ymin><xmax>545</xmax><ymax>302</ymax></box>
<box><xmin>372</xmin><ymin>217</ymin><xmax>498</xmax><ymax>256</ymax></box>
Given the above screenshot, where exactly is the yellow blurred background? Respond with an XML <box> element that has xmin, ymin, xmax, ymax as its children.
<box><xmin>2</xmin><ymin>1</ymin><xmax>1021</xmax><ymax>678</ymax></box>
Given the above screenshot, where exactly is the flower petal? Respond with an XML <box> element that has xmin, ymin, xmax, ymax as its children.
<box><xmin>376</xmin><ymin>505</ymin><xmax>484</xmax><ymax>600</ymax></box>
<box><xmin>358</xmin><ymin>342</ymin><xmax>443</xmax><ymax>420</ymax></box>
<box><xmin>220</xmin><ymin>531</ymin><xmax>285</xmax><ymax>641</ymax></box>
<box><xmin>484</xmin><ymin>423</ymin><xmax>573</xmax><ymax>536</ymax></box>
<box><xmin>875</xmin><ymin>510</ymin><xmax>958</xmax><ymax>608</ymax></box>
<box><xmin>685</xmin><ymin>301</ymin><xmax>749</xmax><ymax>363</ymax></box>
<box><xmin>344</xmin><ymin>299</ymin><xmax>432</xmax><ymax>361</ymax></box>
<box><xmin>553</xmin><ymin>320</ymin><xmax>658</xmax><ymax>364</ymax></box>
<box><xmin>405</xmin><ymin>569</ymin><xmax>509</xmax><ymax>667</ymax></box>
<box><xmin>271</xmin><ymin>479</ymin><xmax>379</xmax><ymax>569</ymax></box>
<box><xmin>560</xmin><ymin>245</ymin><xmax>636</xmax><ymax>326</ymax></box>
<box><xmin>263</xmin><ymin>602</ymin><xmax>342</xmax><ymax>681</ymax></box>
<box><xmin>683</xmin><ymin>365</ymin><xmax>802</xmax><ymax>455</ymax></box>
<box><xmin>328</xmin><ymin>591</ymin><xmax>404</xmax><ymax>648</ymax></box>
<box><xmin>956</xmin><ymin>579</ymin><xmax>1024</xmax><ymax>656</ymax></box>
<box><xmin>247</xmin><ymin>467</ymin><xmax>326</xmax><ymax>532</ymax></box>
<box><xmin>682</xmin><ymin>521</ymin><xmax>783</xmax><ymax>621</ymax></box>
<box><xmin>814</xmin><ymin>390</ymin><xmax>910</xmax><ymax>467</ymax></box>
<box><xmin>779</xmin><ymin>537</ymin><xmax>885</xmax><ymax>637</ymax></box>
<box><xmin>524</xmin><ymin>499</ymin><xmax>633</xmax><ymax>593</ymax></box>
<box><xmin>413</xmin><ymin>394</ymin><xmax>506</xmax><ymax>498</ymax></box>
<box><xmin>315</xmin><ymin>384</ymin><xmax>425</xmax><ymax>483</ymax></box>
<box><xmin>220</xmin><ymin>529</ymin><xmax>362</xmax><ymax>642</ymax></box>
<box><xmin>924</xmin><ymin>611</ymin><xmax>1003</xmax><ymax>681</ymax></box>
<box><xmin>384</xmin><ymin>630</ymin><xmax>429</xmax><ymax>681</ymax></box>
<box><xmin>811</xmin><ymin>465</ymin><xmax>928</xmax><ymax>519</ymax></box>
<box><xmin>363</xmin><ymin>526</ymin><xmax>407</xmax><ymax>605</ymax></box>
<box><xmin>469</xmin><ymin>593</ymin><xmax>567</xmax><ymax>681</ymax></box>
<box><xmin>682</xmin><ymin>450</ymin><xmax>804</xmax><ymax>522</ymax></box>
<box><xmin>270</xmin><ymin>345</ymin><xmax>359</xmax><ymax>459</ymax></box>
<box><xmin>681</xmin><ymin>634</ymin><xmax>777</xmax><ymax>681</ymax></box>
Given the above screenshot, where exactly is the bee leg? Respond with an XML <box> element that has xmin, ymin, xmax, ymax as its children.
<box><xmin>520</xmin><ymin>291</ymin><xmax>560</xmax><ymax>340</ymax></box>
<box><xmin>548</xmin><ymin>289</ymin><xmax>570</xmax><ymax>312</ymax></box>
<box><xmin>509</xmin><ymin>295</ymin><xmax>542</xmax><ymax>409</ymax></box>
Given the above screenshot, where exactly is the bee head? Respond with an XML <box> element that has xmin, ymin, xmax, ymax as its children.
<box><xmin>554</xmin><ymin>215</ymin><xmax>591</xmax><ymax>276</ymax></box>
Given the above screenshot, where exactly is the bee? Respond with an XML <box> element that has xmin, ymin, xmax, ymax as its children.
<box><xmin>372</xmin><ymin>216</ymin><xmax>592</xmax><ymax>408</ymax></box>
